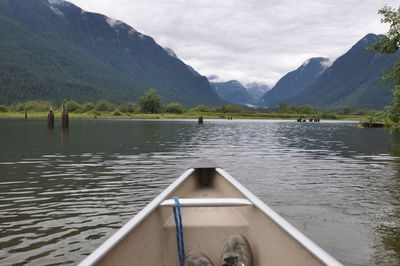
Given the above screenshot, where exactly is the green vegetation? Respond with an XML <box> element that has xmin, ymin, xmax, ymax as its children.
<box><xmin>370</xmin><ymin>5</ymin><xmax>400</xmax><ymax>128</ymax></box>
<box><xmin>165</xmin><ymin>103</ymin><xmax>185</xmax><ymax>114</ymax></box>
<box><xmin>139</xmin><ymin>89</ymin><xmax>163</xmax><ymax>113</ymax></box>
<box><xmin>0</xmin><ymin>90</ymin><xmax>370</xmax><ymax>121</ymax></box>
<box><xmin>77</xmin><ymin>102</ymin><xmax>95</xmax><ymax>113</ymax></box>
<box><xmin>96</xmin><ymin>100</ymin><xmax>115</xmax><ymax>112</ymax></box>
<box><xmin>0</xmin><ymin>105</ymin><xmax>8</xmax><ymax>112</ymax></box>
<box><xmin>64</xmin><ymin>100</ymin><xmax>80</xmax><ymax>112</ymax></box>
<box><xmin>276</xmin><ymin>103</ymin><xmax>315</xmax><ymax>114</ymax></box>
<box><xmin>119</xmin><ymin>103</ymin><xmax>138</xmax><ymax>113</ymax></box>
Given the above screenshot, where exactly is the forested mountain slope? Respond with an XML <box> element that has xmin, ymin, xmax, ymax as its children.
<box><xmin>0</xmin><ymin>0</ymin><xmax>223</xmax><ymax>106</ymax></box>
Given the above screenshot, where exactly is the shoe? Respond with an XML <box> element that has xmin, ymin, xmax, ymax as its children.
<box><xmin>220</xmin><ymin>235</ymin><xmax>253</xmax><ymax>266</ymax></box>
<box><xmin>185</xmin><ymin>252</ymin><xmax>214</xmax><ymax>266</ymax></box>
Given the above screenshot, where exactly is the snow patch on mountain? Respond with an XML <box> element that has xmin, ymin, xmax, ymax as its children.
<box><xmin>164</xmin><ymin>47</ymin><xmax>177</xmax><ymax>58</ymax></box>
<box><xmin>320</xmin><ymin>58</ymin><xmax>332</xmax><ymax>68</ymax></box>
<box><xmin>48</xmin><ymin>0</ymin><xmax>68</xmax><ymax>6</ymax></box>
<box><xmin>302</xmin><ymin>59</ymin><xmax>310</xmax><ymax>67</ymax></box>
<box><xmin>48</xmin><ymin>0</ymin><xmax>66</xmax><ymax>16</ymax></box>
<box><xmin>49</xmin><ymin>5</ymin><xmax>63</xmax><ymax>16</ymax></box>
<box><xmin>245</xmin><ymin>82</ymin><xmax>270</xmax><ymax>100</ymax></box>
<box><xmin>48</xmin><ymin>0</ymin><xmax>75</xmax><ymax>16</ymax></box>
<box><xmin>106</xmin><ymin>17</ymin><xmax>124</xmax><ymax>28</ymax></box>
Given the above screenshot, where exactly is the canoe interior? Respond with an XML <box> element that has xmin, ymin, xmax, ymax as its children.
<box><xmin>96</xmin><ymin>169</ymin><xmax>323</xmax><ymax>266</ymax></box>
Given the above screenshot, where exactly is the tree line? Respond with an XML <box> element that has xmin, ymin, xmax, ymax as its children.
<box><xmin>369</xmin><ymin>5</ymin><xmax>400</xmax><ymax>128</ymax></box>
<box><xmin>0</xmin><ymin>89</ymin><xmax>378</xmax><ymax>119</ymax></box>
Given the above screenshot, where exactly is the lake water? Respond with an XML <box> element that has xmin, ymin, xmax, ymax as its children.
<box><xmin>0</xmin><ymin>118</ymin><xmax>399</xmax><ymax>265</ymax></box>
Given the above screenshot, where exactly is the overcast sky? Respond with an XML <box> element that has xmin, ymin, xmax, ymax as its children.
<box><xmin>68</xmin><ymin>0</ymin><xmax>398</xmax><ymax>87</ymax></box>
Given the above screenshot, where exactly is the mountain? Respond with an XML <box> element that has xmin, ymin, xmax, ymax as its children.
<box><xmin>245</xmin><ymin>82</ymin><xmax>270</xmax><ymax>101</ymax></box>
<box><xmin>261</xmin><ymin>57</ymin><xmax>330</xmax><ymax>107</ymax></box>
<box><xmin>211</xmin><ymin>80</ymin><xmax>255</xmax><ymax>106</ymax></box>
<box><xmin>0</xmin><ymin>0</ymin><xmax>223</xmax><ymax>106</ymax></box>
<box><xmin>286</xmin><ymin>34</ymin><xmax>400</xmax><ymax>109</ymax></box>
<box><xmin>261</xmin><ymin>34</ymin><xmax>400</xmax><ymax>109</ymax></box>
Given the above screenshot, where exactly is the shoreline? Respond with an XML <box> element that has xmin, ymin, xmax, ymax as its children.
<box><xmin>0</xmin><ymin>111</ymin><xmax>366</xmax><ymax>121</ymax></box>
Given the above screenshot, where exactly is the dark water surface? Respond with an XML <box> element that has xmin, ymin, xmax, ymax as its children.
<box><xmin>0</xmin><ymin>119</ymin><xmax>399</xmax><ymax>265</ymax></box>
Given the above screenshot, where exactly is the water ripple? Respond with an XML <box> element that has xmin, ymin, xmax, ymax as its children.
<box><xmin>0</xmin><ymin>119</ymin><xmax>399</xmax><ymax>265</ymax></box>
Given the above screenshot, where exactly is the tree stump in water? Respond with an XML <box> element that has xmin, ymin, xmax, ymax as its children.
<box><xmin>48</xmin><ymin>110</ymin><xmax>55</xmax><ymax>129</ymax></box>
<box><xmin>62</xmin><ymin>109</ymin><xmax>69</xmax><ymax>129</ymax></box>
<box><xmin>198</xmin><ymin>116</ymin><xmax>203</xmax><ymax>124</ymax></box>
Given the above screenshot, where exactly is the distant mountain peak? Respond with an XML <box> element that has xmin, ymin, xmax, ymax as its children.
<box><xmin>211</xmin><ymin>80</ymin><xmax>255</xmax><ymax>105</ymax></box>
<box><xmin>229</xmin><ymin>80</ymin><xmax>242</xmax><ymax>86</ymax></box>
<box><xmin>362</xmin><ymin>33</ymin><xmax>380</xmax><ymax>41</ymax></box>
<box><xmin>353</xmin><ymin>33</ymin><xmax>382</xmax><ymax>49</ymax></box>
<box><xmin>245</xmin><ymin>82</ymin><xmax>270</xmax><ymax>101</ymax></box>
<box><xmin>261</xmin><ymin>56</ymin><xmax>330</xmax><ymax>107</ymax></box>
<box><xmin>302</xmin><ymin>57</ymin><xmax>330</xmax><ymax>68</ymax></box>
<box><xmin>277</xmin><ymin>33</ymin><xmax>399</xmax><ymax>109</ymax></box>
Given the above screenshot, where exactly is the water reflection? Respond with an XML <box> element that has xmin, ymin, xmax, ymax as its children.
<box><xmin>374</xmin><ymin>131</ymin><xmax>400</xmax><ymax>265</ymax></box>
<box><xmin>0</xmin><ymin>119</ymin><xmax>400</xmax><ymax>265</ymax></box>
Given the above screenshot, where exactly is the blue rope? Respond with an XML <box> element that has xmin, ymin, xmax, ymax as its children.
<box><xmin>173</xmin><ymin>197</ymin><xmax>185</xmax><ymax>266</ymax></box>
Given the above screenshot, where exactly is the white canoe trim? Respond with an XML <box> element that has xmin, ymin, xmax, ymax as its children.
<box><xmin>78</xmin><ymin>168</ymin><xmax>195</xmax><ymax>266</ymax></box>
<box><xmin>79</xmin><ymin>167</ymin><xmax>343</xmax><ymax>266</ymax></box>
<box><xmin>216</xmin><ymin>168</ymin><xmax>343</xmax><ymax>266</ymax></box>
<box><xmin>160</xmin><ymin>198</ymin><xmax>253</xmax><ymax>207</ymax></box>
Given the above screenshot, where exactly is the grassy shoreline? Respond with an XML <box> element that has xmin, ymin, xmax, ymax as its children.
<box><xmin>0</xmin><ymin>111</ymin><xmax>367</xmax><ymax>121</ymax></box>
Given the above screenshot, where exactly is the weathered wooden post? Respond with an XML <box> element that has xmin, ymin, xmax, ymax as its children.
<box><xmin>62</xmin><ymin>103</ymin><xmax>69</xmax><ymax>129</ymax></box>
<box><xmin>198</xmin><ymin>115</ymin><xmax>203</xmax><ymax>124</ymax></box>
<box><xmin>48</xmin><ymin>109</ymin><xmax>54</xmax><ymax>129</ymax></box>
<box><xmin>24</xmin><ymin>105</ymin><xmax>27</xmax><ymax>119</ymax></box>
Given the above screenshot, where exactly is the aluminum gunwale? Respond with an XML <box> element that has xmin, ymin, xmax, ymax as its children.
<box><xmin>160</xmin><ymin>198</ymin><xmax>253</xmax><ymax>207</ymax></box>
<box><xmin>77</xmin><ymin>168</ymin><xmax>195</xmax><ymax>266</ymax></box>
<box><xmin>216</xmin><ymin>168</ymin><xmax>343</xmax><ymax>266</ymax></box>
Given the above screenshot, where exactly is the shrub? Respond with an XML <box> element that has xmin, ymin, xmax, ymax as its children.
<box><xmin>318</xmin><ymin>110</ymin><xmax>337</xmax><ymax>119</ymax></box>
<box><xmin>64</xmin><ymin>100</ymin><xmax>80</xmax><ymax>112</ymax></box>
<box><xmin>367</xmin><ymin>111</ymin><xmax>386</xmax><ymax>122</ymax></box>
<box><xmin>139</xmin><ymin>89</ymin><xmax>163</xmax><ymax>113</ymax></box>
<box><xmin>119</xmin><ymin>102</ymin><xmax>138</xmax><ymax>113</ymax></box>
<box><xmin>386</xmin><ymin>100</ymin><xmax>400</xmax><ymax>123</ymax></box>
<box><xmin>213</xmin><ymin>105</ymin><xmax>245</xmax><ymax>113</ymax></box>
<box><xmin>192</xmin><ymin>105</ymin><xmax>210</xmax><ymax>112</ymax></box>
<box><xmin>341</xmin><ymin>106</ymin><xmax>351</xmax><ymax>115</ymax></box>
<box><xmin>352</xmin><ymin>108</ymin><xmax>373</xmax><ymax>116</ymax></box>
<box><xmin>15</xmin><ymin>101</ymin><xmax>52</xmax><ymax>112</ymax></box>
<box><xmin>96</xmin><ymin>100</ymin><xmax>115</xmax><ymax>112</ymax></box>
<box><xmin>0</xmin><ymin>105</ymin><xmax>8</xmax><ymax>112</ymax></box>
<box><xmin>77</xmin><ymin>102</ymin><xmax>96</xmax><ymax>113</ymax></box>
<box><xmin>165</xmin><ymin>103</ymin><xmax>185</xmax><ymax>114</ymax></box>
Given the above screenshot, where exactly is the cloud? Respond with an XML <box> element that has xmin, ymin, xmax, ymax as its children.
<box><xmin>68</xmin><ymin>0</ymin><xmax>398</xmax><ymax>86</ymax></box>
